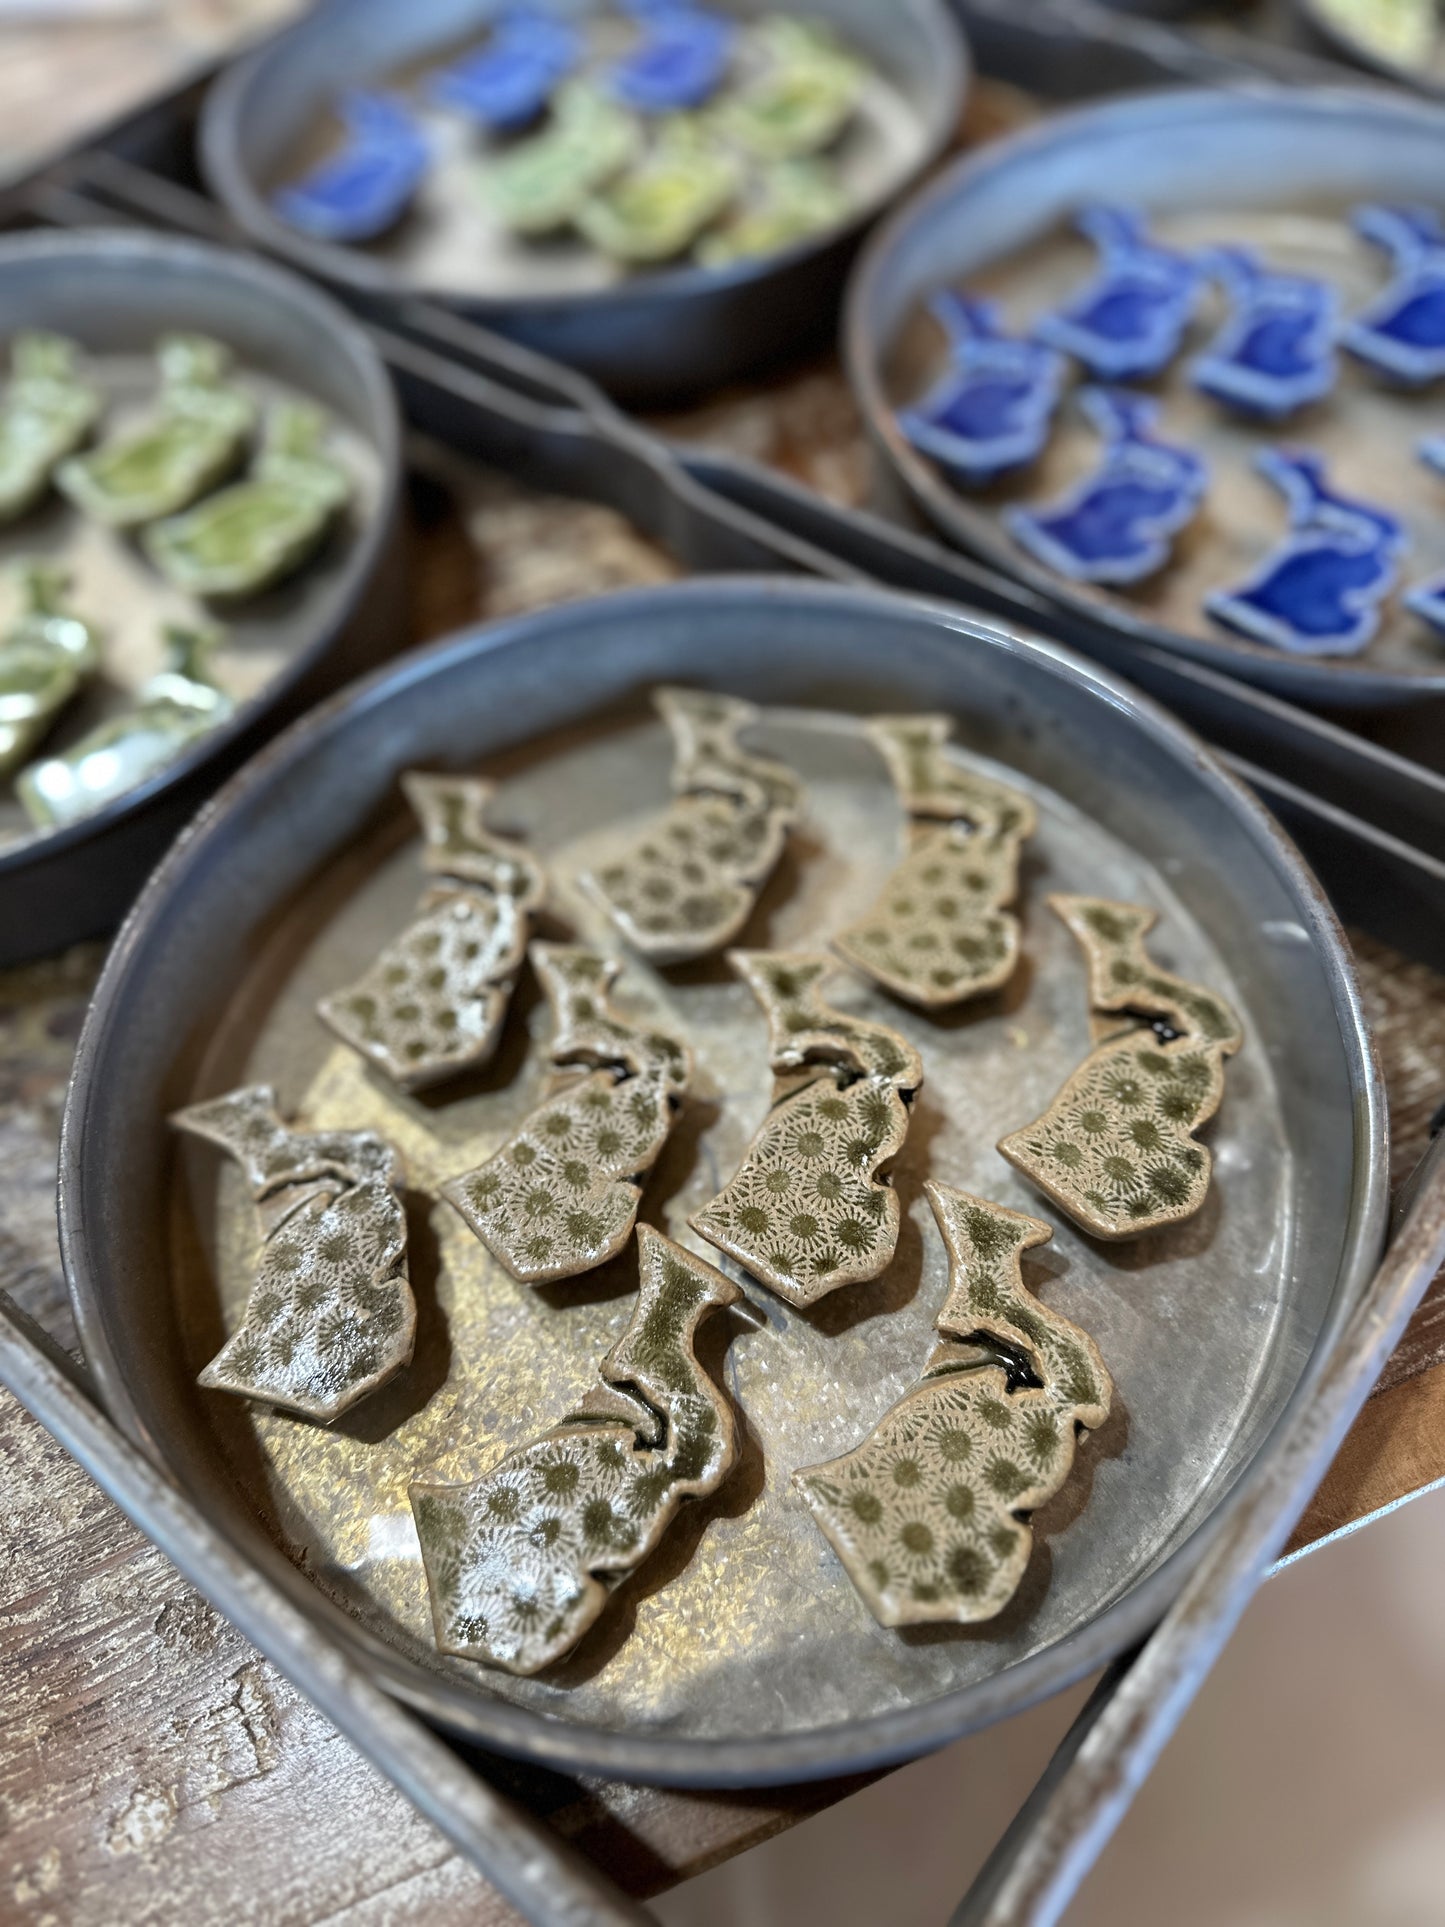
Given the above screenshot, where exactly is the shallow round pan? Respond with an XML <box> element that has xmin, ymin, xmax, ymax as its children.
<box><xmin>61</xmin><ymin>577</ymin><xmax>1386</xmax><ymax>1787</ymax></box>
<box><xmin>201</xmin><ymin>0</ymin><xmax>968</xmax><ymax>404</ymax></box>
<box><xmin>846</xmin><ymin>86</ymin><xmax>1445</xmax><ymax>709</ymax></box>
<box><xmin>0</xmin><ymin>229</ymin><xmax>404</xmax><ymax>964</ymax></box>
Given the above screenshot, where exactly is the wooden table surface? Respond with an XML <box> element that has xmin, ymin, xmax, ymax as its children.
<box><xmin>1</xmin><ymin>25</ymin><xmax>1444</xmax><ymax>1923</ymax></box>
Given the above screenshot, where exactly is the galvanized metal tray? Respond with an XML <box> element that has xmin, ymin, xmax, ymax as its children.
<box><xmin>200</xmin><ymin>0</ymin><xmax>969</xmax><ymax>403</ymax></box>
<box><xmin>0</xmin><ymin>227</ymin><xmax>405</xmax><ymax>964</ymax></box>
<box><xmin>846</xmin><ymin>83</ymin><xmax>1445</xmax><ymax>708</ymax></box>
<box><xmin>61</xmin><ymin>575</ymin><xmax>1387</xmax><ymax>1787</ymax></box>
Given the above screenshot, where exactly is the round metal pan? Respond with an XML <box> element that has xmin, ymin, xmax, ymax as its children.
<box><xmin>61</xmin><ymin>577</ymin><xmax>1386</xmax><ymax>1787</ymax></box>
<box><xmin>0</xmin><ymin>229</ymin><xmax>405</xmax><ymax>965</ymax></box>
<box><xmin>1294</xmin><ymin>0</ymin><xmax>1445</xmax><ymax>96</ymax></box>
<box><xmin>200</xmin><ymin>0</ymin><xmax>969</xmax><ymax>405</ymax></box>
<box><xmin>846</xmin><ymin>86</ymin><xmax>1445</xmax><ymax>710</ymax></box>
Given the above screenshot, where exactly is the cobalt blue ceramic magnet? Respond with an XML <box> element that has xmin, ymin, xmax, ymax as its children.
<box><xmin>1190</xmin><ymin>247</ymin><xmax>1338</xmax><ymax>419</ymax></box>
<box><xmin>610</xmin><ymin>3</ymin><xmax>736</xmax><ymax>114</ymax></box>
<box><xmin>1405</xmin><ymin>439</ymin><xmax>1445</xmax><ymax>634</ymax></box>
<box><xmin>1004</xmin><ymin>387</ymin><xmax>1207</xmax><ymax>585</ymax></box>
<box><xmin>429</xmin><ymin>10</ymin><xmax>581</xmax><ymax>131</ymax></box>
<box><xmin>1205</xmin><ymin>448</ymin><xmax>1406</xmax><ymax>656</ymax></box>
<box><xmin>272</xmin><ymin>93</ymin><xmax>429</xmax><ymax>243</ymax></box>
<box><xmin>896</xmin><ymin>293</ymin><xmax>1067</xmax><ymax>486</ymax></box>
<box><xmin>1032</xmin><ymin>205</ymin><xmax>1205</xmax><ymax>381</ymax></box>
<box><xmin>1339</xmin><ymin>204</ymin><xmax>1445</xmax><ymax>386</ymax></box>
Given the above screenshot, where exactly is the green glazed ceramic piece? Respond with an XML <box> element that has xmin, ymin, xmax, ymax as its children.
<box><xmin>1315</xmin><ymin>0</ymin><xmax>1436</xmax><ymax>62</ymax></box>
<box><xmin>318</xmin><ymin>772</ymin><xmax>546</xmax><ymax>1093</ymax></box>
<box><xmin>18</xmin><ymin>624</ymin><xmax>232</xmax><ymax>830</ymax></box>
<box><xmin>55</xmin><ymin>333</ymin><xmax>255</xmax><ymax>529</ymax></box>
<box><xmin>411</xmin><ymin>1223</ymin><xmax>744</xmax><ymax>1674</ymax></box>
<box><xmin>576</xmin><ymin>121</ymin><xmax>740</xmax><ymax>263</ymax></box>
<box><xmin>998</xmin><ymin>895</ymin><xmax>1244</xmax><ymax>1240</ymax></box>
<box><xmin>834</xmin><ymin>715</ymin><xmax>1036</xmax><ymax>1009</ymax></box>
<box><xmin>443</xmin><ymin>943</ymin><xmax>691</xmax><ymax>1284</ymax></box>
<box><xmin>690</xmin><ymin>950</ymin><xmax>922</xmax><ymax>1307</ymax></box>
<box><xmin>0</xmin><ymin>562</ymin><xmax>102</xmax><ymax>778</ymax></box>
<box><xmin>794</xmin><ymin>1182</ymin><xmax>1112</xmax><ymax>1626</ymax></box>
<box><xmin>696</xmin><ymin>157</ymin><xmax>849</xmax><ymax>267</ymax></box>
<box><xmin>143</xmin><ymin>402</ymin><xmax>350</xmax><ymax>599</ymax></box>
<box><xmin>483</xmin><ymin>81</ymin><xmax>640</xmax><ymax>235</ymax></box>
<box><xmin>174</xmin><ymin>1084</ymin><xmax>415</xmax><ymax>1423</ymax></box>
<box><xmin>0</xmin><ymin>333</ymin><xmax>103</xmax><ymax>524</ymax></box>
<box><xmin>713</xmin><ymin>18</ymin><xmax>865</xmax><ymax>162</ymax></box>
<box><xmin>581</xmin><ymin>686</ymin><xmax>802</xmax><ymax>963</ymax></box>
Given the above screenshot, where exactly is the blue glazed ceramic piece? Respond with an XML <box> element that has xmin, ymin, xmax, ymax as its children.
<box><xmin>1190</xmin><ymin>247</ymin><xmax>1338</xmax><ymax>419</ymax></box>
<box><xmin>1405</xmin><ymin>439</ymin><xmax>1445</xmax><ymax>635</ymax></box>
<box><xmin>430</xmin><ymin>10</ymin><xmax>581</xmax><ymax>131</ymax></box>
<box><xmin>897</xmin><ymin>292</ymin><xmax>1067</xmax><ymax>486</ymax></box>
<box><xmin>1004</xmin><ymin>388</ymin><xmax>1207</xmax><ymax>585</ymax></box>
<box><xmin>610</xmin><ymin>3</ymin><xmax>736</xmax><ymax>113</ymax></box>
<box><xmin>1340</xmin><ymin>205</ymin><xmax>1445</xmax><ymax>386</ymax></box>
<box><xmin>1033</xmin><ymin>206</ymin><xmax>1205</xmax><ymax>381</ymax></box>
<box><xmin>273</xmin><ymin>93</ymin><xmax>429</xmax><ymax>242</ymax></box>
<box><xmin>1206</xmin><ymin>449</ymin><xmax>1406</xmax><ymax>657</ymax></box>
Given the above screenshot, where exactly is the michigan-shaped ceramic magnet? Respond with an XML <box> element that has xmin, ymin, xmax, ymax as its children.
<box><xmin>1191</xmin><ymin>247</ymin><xmax>1337</xmax><ymax>418</ymax></box>
<box><xmin>1340</xmin><ymin>204</ymin><xmax>1445</xmax><ymax>386</ymax></box>
<box><xmin>273</xmin><ymin>92</ymin><xmax>429</xmax><ymax>242</ymax></box>
<box><xmin>897</xmin><ymin>293</ymin><xmax>1066</xmax><ymax>486</ymax></box>
<box><xmin>0</xmin><ymin>563</ymin><xmax>102</xmax><ymax>779</ymax></box>
<box><xmin>0</xmin><ymin>333</ymin><xmax>102</xmax><ymax>524</ymax></box>
<box><xmin>1033</xmin><ymin>205</ymin><xmax>1204</xmax><ymax>380</ymax></box>
<box><xmin>609</xmin><ymin>2</ymin><xmax>736</xmax><ymax>113</ymax></box>
<box><xmin>430</xmin><ymin>10</ymin><xmax>580</xmax><ymax>130</ymax></box>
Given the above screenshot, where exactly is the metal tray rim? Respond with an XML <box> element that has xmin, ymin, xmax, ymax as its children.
<box><xmin>58</xmin><ymin>573</ymin><xmax>1390</xmax><ymax>1787</ymax></box>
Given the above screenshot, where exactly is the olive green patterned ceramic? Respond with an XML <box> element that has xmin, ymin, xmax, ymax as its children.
<box><xmin>690</xmin><ymin>949</ymin><xmax>922</xmax><ymax>1307</ymax></box>
<box><xmin>482</xmin><ymin>81</ymin><xmax>640</xmax><ymax>237</ymax></box>
<box><xmin>581</xmin><ymin>685</ymin><xmax>801</xmax><ymax>963</ymax></box>
<box><xmin>443</xmin><ymin>943</ymin><xmax>691</xmax><ymax>1285</ymax></box>
<box><xmin>834</xmin><ymin>714</ymin><xmax>1036</xmax><ymax>1009</ymax></box>
<box><xmin>696</xmin><ymin>157</ymin><xmax>850</xmax><ymax>268</ymax></box>
<box><xmin>795</xmin><ymin>1182</ymin><xmax>1112</xmax><ymax>1626</ymax></box>
<box><xmin>999</xmin><ymin>895</ymin><xmax>1244</xmax><ymax>1240</ymax></box>
<box><xmin>144</xmin><ymin>401</ymin><xmax>351</xmax><ymax>598</ymax></box>
<box><xmin>0</xmin><ymin>562</ymin><xmax>102</xmax><ymax>779</ymax></box>
<box><xmin>18</xmin><ymin>625</ymin><xmax>233</xmax><ymax>831</ymax></box>
<box><xmin>319</xmin><ymin>772</ymin><xmax>546</xmax><ymax>1093</ymax></box>
<box><xmin>410</xmin><ymin>1223</ymin><xmax>745</xmax><ymax>1675</ymax></box>
<box><xmin>576</xmin><ymin>121</ymin><xmax>741</xmax><ymax>264</ymax></box>
<box><xmin>174</xmin><ymin>1084</ymin><xmax>415</xmax><ymax>1423</ymax></box>
<box><xmin>0</xmin><ymin>333</ymin><xmax>103</xmax><ymax>525</ymax></box>
<box><xmin>714</xmin><ymin>17</ymin><xmax>865</xmax><ymax>162</ymax></box>
<box><xmin>55</xmin><ymin>333</ymin><xmax>255</xmax><ymax>529</ymax></box>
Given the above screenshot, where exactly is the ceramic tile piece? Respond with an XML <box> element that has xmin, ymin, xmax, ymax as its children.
<box><xmin>55</xmin><ymin>334</ymin><xmax>256</xmax><ymax>529</ymax></box>
<box><xmin>690</xmin><ymin>949</ymin><xmax>922</xmax><ymax>1306</ymax></box>
<box><xmin>18</xmin><ymin>624</ymin><xmax>232</xmax><ymax>829</ymax></box>
<box><xmin>1405</xmin><ymin>438</ymin><xmax>1445</xmax><ymax>636</ymax></box>
<box><xmin>273</xmin><ymin>91</ymin><xmax>430</xmax><ymax>242</ymax></box>
<box><xmin>1005</xmin><ymin>388</ymin><xmax>1207</xmax><ymax>586</ymax></box>
<box><xmin>795</xmin><ymin>1181</ymin><xmax>1112</xmax><ymax>1625</ymax></box>
<box><xmin>442</xmin><ymin>943</ymin><xmax>691</xmax><ymax>1284</ymax></box>
<box><xmin>581</xmin><ymin>686</ymin><xmax>802</xmax><ymax>962</ymax></box>
<box><xmin>713</xmin><ymin>17</ymin><xmax>865</xmax><ymax>161</ymax></box>
<box><xmin>318</xmin><ymin>773</ymin><xmax>546</xmax><ymax>1093</ymax></box>
<box><xmin>897</xmin><ymin>293</ymin><xmax>1067</xmax><ymax>487</ymax></box>
<box><xmin>0</xmin><ymin>562</ymin><xmax>102</xmax><ymax>778</ymax></box>
<box><xmin>1190</xmin><ymin>246</ymin><xmax>1338</xmax><ymax>419</ymax></box>
<box><xmin>695</xmin><ymin>156</ymin><xmax>849</xmax><ymax>268</ymax></box>
<box><xmin>0</xmin><ymin>332</ymin><xmax>102</xmax><ymax>525</ymax></box>
<box><xmin>609</xmin><ymin>3</ymin><xmax>736</xmax><ymax>114</ymax></box>
<box><xmin>834</xmin><ymin>714</ymin><xmax>1035</xmax><ymax>1009</ymax></box>
<box><xmin>481</xmin><ymin>80</ymin><xmax>639</xmax><ymax>235</ymax></box>
<box><xmin>410</xmin><ymin>1222</ymin><xmax>744</xmax><ymax>1674</ymax></box>
<box><xmin>1340</xmin><ymin>204</ymin><xmax>1445</xmax><ymax>386</ymax></box>
<box><xmin>576</xmin><ymin>120</ymin><xmax>741</xmax><ymax>263</ymax></box>
<box><xmin>1032</xmin><ymin>205</ymin><xmax>1206</xmax><ymax>381</ymax></box>
<box><xmin>1205</xmin><ymin>447</ymin><xmax>1405</xmax><ymax>657</ymax></box>
<box><xmin>998</xmin><ymin>894</ymin><xmax>1243</xmax><ymax>1240</ymax></box>
<box><xmin>1314</xmin><ymin>0</ymin><xmax>1437</xmax><ymax>61</ymax></box>
<box><xmin>174</xmin><ymin>1084</ymin><xmax>415</xmax><ymax>1423</ymax></box>
<box><xmin>429</xmin><ymin>11</ymin><xmax>581</xmax><ymax>131</ymax></box>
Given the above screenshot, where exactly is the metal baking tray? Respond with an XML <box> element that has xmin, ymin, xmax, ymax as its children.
<box><xmin>201</xmin><ymin>0</ymin><xmax>969</xmax><ymax>403</ymax></box>
<box><xmin>61</xmin><ymin>575</ymin><xmax>1386</xmax><ymax>1789</ymax></box>
<box><xmin>0</xmin><ymin>226</ymin><xmax>405</xmax><ymax>964</ymax></box>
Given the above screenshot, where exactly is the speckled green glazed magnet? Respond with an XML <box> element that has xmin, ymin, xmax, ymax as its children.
<box><xmin>0</xmin><ymin>562</ymin><xmax>102</xmax><ymax>778</ymax></box>
<box><xmin>0</xmin><ymin>332</ymin><xmax>102</xmax><ymax>524</ymax></box>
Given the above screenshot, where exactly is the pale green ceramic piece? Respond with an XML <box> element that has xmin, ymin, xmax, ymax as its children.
<box><xmin>483</xmin><ymin>81</ymin><xmax>640</xmax><ymax>236</ymax></box>
<box><xmin>695</xmin><ymin>157</ymin><xmax>850</xmax><ymax>267</ymax></box>
<box><xmin>0</xmin><ymin>334</ymin><xmax>103</xmax><ymax>525</ymax></box>
<box><xmin>1315</xmin><ymin>0</ymin><xmax>1436</xmax><ymax>62</ymax></box>
<box><xmin>0</xmin><ymin>562</ymin><xmax>102</xmax><ymax>778</ymax></box>
<box><xmin>713</xmin><ymin>18</ymin><xmax>865</xmax><ymax>162</ymax></box>
<box><xmin>144</xmin><ymin>403</ymin><xmax>350</xmax><ymax>599</ymax></box>
<box><xmin>19</xmin><ymin>624</ymin><xmax>232</xmax><ymax>829</ymax></box>
<box><xmin>576</xmin><ymin>121</ymin><xmax>740</xmax><ymax>263</ymax></box>
<box><xmin>55</xmin><ymin>334</ymin><xmax>256</xmax><ymax>529</ymax></box>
